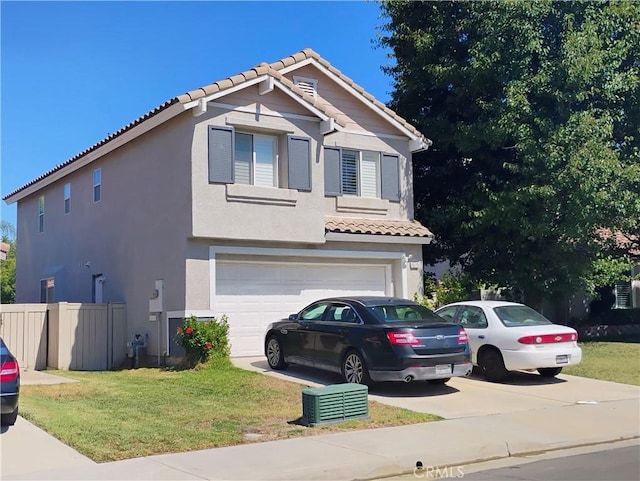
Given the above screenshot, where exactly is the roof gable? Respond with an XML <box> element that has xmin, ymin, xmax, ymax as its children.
<box><xmin>4</xmin><ymin>48</ymin><xmax>430</xmax><ymax>203</ymax></box>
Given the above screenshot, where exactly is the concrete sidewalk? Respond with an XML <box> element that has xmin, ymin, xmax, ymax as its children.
<box><xmin>4</xmin><ymin>398</ymin><xmax>639</xmax><ymax>479</ymax></box>
<box><xmin>3</xmin><ymin>367</ymin><xmax>639</xmax><ymax>480</ymax></box>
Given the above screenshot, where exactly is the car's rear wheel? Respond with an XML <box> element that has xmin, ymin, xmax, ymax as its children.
<box><xmin>342</xmin><ymin>350</ymin><xmax>371</xmax><ymax>385</ymax></box>
<box><xmin>1</xmin><ymin>408</ymin><xmax>18</xmax><ymax>426</ymax></box>
<box><xmin>479</xmin><ymin>350</ymin><xmax>508</xmax><ymax>382</ymax></box>
<box><xmin>538</xmin><ymin>367</ymin><xmax>562</xmax><ymax>377</ymax></box>
<box><xmin>266</xmin><ymin>335</ymin><xmax>288</xmax><ymax>370</ymax></box>
<box><xmin>427</xmin><ymin>377</ymin><xmax>450</xmax><ymax>385</ymax></box>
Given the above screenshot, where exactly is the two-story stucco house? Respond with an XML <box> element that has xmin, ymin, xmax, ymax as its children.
<box><xmin>3</xmin><ymin>49</ymin><xmax>434</xmax><ymax>359</ymax></box>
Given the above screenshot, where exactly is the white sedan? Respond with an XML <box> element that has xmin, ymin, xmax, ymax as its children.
<box><xmin>435</xmin><ymin>301</ymin><xmax>582</xmax><ymax>381</ymax></box>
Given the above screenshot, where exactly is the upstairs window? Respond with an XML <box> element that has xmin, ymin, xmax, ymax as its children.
<box><xmin>208</xmin><ymin>126</ymin><xmax>311</xmax><ymax>191</ymax></box>
<box><xmin>324</xmin><ymin>147</ymin><xmax>399</xmax><ymax>200</ymax></box>
<box><xmin>234</xmin><ymin>133</ymin><xmax>278</xmax><ymax>187</ymax></box>
<box><xmin>64</xmin><ymin>183</ymin><xmax>71</xmax><ymax>214</ymax></box>
<box><xmin>38</xmin><ymin>196</ymin><xmax>45</xmax><ymax>233</ymax></box>
<box><xmin>93</xmin><ymin>168</ymin><xmax>101</xmax><ymax>202</ymax></box>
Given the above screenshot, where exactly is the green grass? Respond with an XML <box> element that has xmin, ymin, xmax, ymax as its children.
<box><xmin>563</xmin><ymin>341</ymin><xmax>640</xmax><ymax>386</ymax></box>
<box><xmin>20</xmin><ymin>357</ymin><xmax>439</xmax><ymax>462</ymax></box>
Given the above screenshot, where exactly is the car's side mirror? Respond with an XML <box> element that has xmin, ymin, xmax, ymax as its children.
<box><xmin>288</xmin><ymin>313</ymin><xmax>298</xmax><ymax>321</ymax></box>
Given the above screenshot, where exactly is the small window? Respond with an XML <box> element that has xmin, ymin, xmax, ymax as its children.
<box><xmin>38</xmin><ymin>196</ymin><xmax>45</xmax><ymax>233</ymax></box>
<box><xmin>64</xmin><ymin>183</ymin><xmax>71</xmax><ymax>214</ymax></box>
<box><xmin>341</xmin><ymin>150</ymin><xmax>380</xmax><ymax>197</ymax></box>
<box><xmin>293</xmin><ymin>76</ymin><xmax>318</xmax><ymax>97</ymax></box>
<box><xmin>40</xmin><ymin>277</ymin><xmax>55</xmax><ymax>303</ymax></box>
<box><xmin>234</xmin><ymin>133</ymin><xmax>277</xmax><ymax>187</ymax></box>
<box><xmin>93</xmin><ymin>168</ymin><xmax>101</xmax><ymax>202</ymax></box>
<box><xmin>325</xmin><ymin>146</ymin><xmax>398</xmax><ymax>200</ymax></box>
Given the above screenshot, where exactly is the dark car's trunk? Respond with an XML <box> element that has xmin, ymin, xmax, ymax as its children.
<box><xmin>383</xmin><ymin>322</ymin><xmax>467</xmax><ymax>356</ymax></box>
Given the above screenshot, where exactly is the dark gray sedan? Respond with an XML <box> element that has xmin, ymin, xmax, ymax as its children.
<box><xmin>1</xmin><ymin>337</ymin><xmax>20</xmax><ymax>425</ymax></box>
<box><xmin>264</xmin><ymin>296</ymin><xmax>472</xmax><ymax>385</ymax></box>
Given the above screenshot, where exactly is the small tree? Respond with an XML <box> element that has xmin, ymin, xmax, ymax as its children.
<box><xmin>174</xmin><ymin>315</ymin><xmax>230</xmax><ymax>368</ymax></box>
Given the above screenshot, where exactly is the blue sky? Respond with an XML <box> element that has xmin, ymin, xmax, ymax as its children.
<box><xmin>1</xmin><ymin>0</ymin><xmax>394</xmax><ymax>229</ymax></box>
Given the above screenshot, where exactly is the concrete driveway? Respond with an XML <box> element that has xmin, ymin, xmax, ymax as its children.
<box><xmin>232</xmin><ymin>357</ymin><xmax>640</xmax><ymax>419</ymax></box>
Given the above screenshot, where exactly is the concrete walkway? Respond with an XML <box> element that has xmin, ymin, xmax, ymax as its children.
<box><xmin>2</xmin><ymin>365</ymin><xmax>639</xmax><ymax>480</ymax></box>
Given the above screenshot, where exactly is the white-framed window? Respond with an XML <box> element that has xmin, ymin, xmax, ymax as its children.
<box><xmin>93</xmin><ymin>168</ymin><xmax>101</xmax><ymax>202</ymax></box>
<box><xmin>40</xmin><ymin>277</ymin><xmax>55</xmax><ymax>303</ymax></box>
<box><xmin>293</xmin><ymin>76</ymin><xmax>318</xmax><ymax>98</ymax></box>
<box><xmin>325</xmin><ymin>147</ymin><xmax>400</xmax><ymax>200</ymax></box>
<box><xmin>341</xmin><ymin>149</ymin><xmax>380</xmax><ymax>198</ymax></box>
<box><xmin>234</xmin><ymin>133</ymin><xmax>278</xmax><ymax>187</ymax></box>
<box><xmin>38</xmin><ymin>195</ymin><xmax>45</xmax><ymax>233</ymax></box>
<box><xmin>208</xmin><ymin>126</ymin><xmax>311</xmax><ymax>191</ymax></box>
<box><xmin>64</xmin><ymin>183</ymin><xmax>71</xmax><ymax>214</ymax></box>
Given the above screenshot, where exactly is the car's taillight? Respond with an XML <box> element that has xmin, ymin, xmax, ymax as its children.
<box><xmin>518</xmin><ymin>333</ymin><xmax>578</xmax><ymax>344</ymax></box>
<box><xmin>0</xmin><ymin>360</ymin><xmax>19</xmax><ymax>382</ymax></box>
<box><xmin>387</xmin><ymin>332</ymin><xmax>421</xmax><ymax>345</ymax></box>
<box><xmin>458</xmin><ymin>328</ymin><xmax>469</xmax><ymax>344</ymax></box>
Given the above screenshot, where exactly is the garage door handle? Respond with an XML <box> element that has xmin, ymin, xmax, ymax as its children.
<box><xmin>477</xmin><ymin>335</ymin><xmax>485</xmax><ymax>339</ymax></box>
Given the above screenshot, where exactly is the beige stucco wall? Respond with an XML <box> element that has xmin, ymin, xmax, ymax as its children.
<box><xmin>15</xmin><ymin>113</ymin><xmax>194</xmax><ymax>355</ymax></box>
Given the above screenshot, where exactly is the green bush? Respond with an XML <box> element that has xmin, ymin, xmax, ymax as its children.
<box><xmin>174</xmin><ymin>315</ymin><xmax>230</xmax><ymax>367</ymax></box>
<box><xmin>417</xmin><ymin>270</ymin><xmax>479</xmax><ymax>309</ymax></box>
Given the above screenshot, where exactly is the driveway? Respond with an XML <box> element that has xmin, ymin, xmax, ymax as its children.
<box><xmin>232</xmin><ymin>357</ymin><xmax>640</xmax><ymax>419</ymax></box>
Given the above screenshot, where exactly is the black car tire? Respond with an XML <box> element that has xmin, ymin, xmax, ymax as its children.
<box><xmin>266</xmin><ymin>335</ymin><xmax>288</xmax><ymax>370</ymax></box>
<box><xmin>427</xmin><ymin>377</ymin><xmax>450</xmax><ymax>385</ymax></box>
<box><xmin>479</xmin><ymin>350</ymin><xmax>508</xmax><ymax>382</ymax></box>
<box><xmin>1</xmin><ymin>408</ymin><xmax>18</xmax><ymax>426</ymax></box>
<box><xmin>342</xmin><ymin>350</ymin><xmax>371</xmax><ymax>385</ymax></box>
<box><xmin>538</xmin><ymin>367</ymin><xmax>563</xmax><ymax>377</ymax></box>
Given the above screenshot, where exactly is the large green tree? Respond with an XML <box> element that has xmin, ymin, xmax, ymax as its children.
<box><xmin>378</xmin><ymin>0</ymin><xmax>640</xmax><ymax>302</ymax></box>
<box><xmin>1</xmin><ymin>221</ymin><xmax>16</xmax><ymax>303</ymax></box>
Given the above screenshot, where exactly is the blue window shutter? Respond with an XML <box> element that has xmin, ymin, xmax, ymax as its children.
<box><xmin>381</xmin><ymin>154</ymin><xmax>400</xmax><ymax>201</ymax></box>
<box><xmin>287</xmin><ymin>136</ymin><xmax>311</xmax><ymax>191</ymax></box>
<box><xmin>324</xmin><ymin>147</ymin><xmax>341</xmax><ymax>196</ymax></box>
<box><xmin>208</xmin><ymin>126</ymin><xmax>234</xmax><ymax>183</ymax></box>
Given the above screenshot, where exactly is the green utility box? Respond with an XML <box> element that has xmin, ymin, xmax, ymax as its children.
<box><xmin>301</xmin><ymin>383</ymin><xmax>369</xmax><ymax>427</ymax></box>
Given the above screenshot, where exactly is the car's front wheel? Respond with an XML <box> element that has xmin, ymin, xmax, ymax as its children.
<box><xmin>342</xmin><ymin>350</ymin><xmax>371</xmax><ymax>385</ymax></box>
<box><xmin>479</xmin><ymin>349</ymin><xmax>508</xmax><ymax>382</ymax></box>
<box><xmin>1</xmin><ymin>408</ymin><xmax>18</xmax><ymax>426</ymax></box>
<box><xmin>266</xmin><ymin>335</ymin><xmax>288</xmax><ymax>370</ymax></box>
<box><xmin>538</xmin><ymin>367</ymin><xmax>562</xmax><ymax>377</ymax></box>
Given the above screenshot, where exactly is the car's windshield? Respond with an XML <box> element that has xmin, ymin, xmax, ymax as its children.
<box><xmin>368</xmin><ymin>304</ymin><xmax>447</xmax><ymax>324</ymax></box>
<box><xmin>493</xmin><ymin>305</ymin><xmax>552</xmax><ymax>327</ymax></box>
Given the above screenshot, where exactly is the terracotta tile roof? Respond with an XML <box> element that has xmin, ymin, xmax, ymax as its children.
<box><xmin>597</xmin><ymin>229</ymin><xmax>640</xmax><ymax>258</ymax></box>
<box><xmin>325</xmin><ymin>216</ymin><xmax>433</xmax><ymax>238</ymax></box>
<box><xmin>4</xmin><ymin>48</ymin><xmax>429</xmax><ymax>201</ymax></box>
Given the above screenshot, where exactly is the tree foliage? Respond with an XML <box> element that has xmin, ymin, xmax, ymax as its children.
<box><xmin>378</xmin><ymin>0</ymin><xmax>640</xmax><ymax>301</ymax></box>
<box><xmin>1</xmin><ymin>221</ymin><xmax>16</xmax><ymax>303</ymax></box>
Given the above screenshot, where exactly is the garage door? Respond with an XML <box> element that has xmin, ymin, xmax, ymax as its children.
<box><xmin>215</xmin><ymin>261</ymin><xmax>388</xmax><ymax>357</ymax></box>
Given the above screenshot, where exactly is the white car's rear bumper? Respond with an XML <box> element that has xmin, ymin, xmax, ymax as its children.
<box><xmin>502</xmin><ymin>345</ymin><xmax>582</xmax><ymax>371</ymax></box>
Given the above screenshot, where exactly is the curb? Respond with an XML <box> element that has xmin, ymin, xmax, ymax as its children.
<box><xmin>356</xmin><ymin>436</ymin><xmax>640</xmax><ymax>481</ymax></box>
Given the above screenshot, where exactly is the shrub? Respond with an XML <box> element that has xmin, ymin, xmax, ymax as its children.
<box><xmin>175</xmin><ymin>315</ymin><xmax>230</xmax><ymax>367</ymax></box>
<box><xmin>417</xmin><ymin>270</ymin><xmax>478</xmax><ymax>309</ymax></box>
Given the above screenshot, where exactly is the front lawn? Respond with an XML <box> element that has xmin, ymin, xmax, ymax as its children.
<box><xmin>564</xmin><ymin>341</ymin><xmax>640</xmax><ymax>386</ymax></box>
<box><xmin>19</xmin><ymin>358</ymin><xmax>439</xmax><ymax>462</ymax></box>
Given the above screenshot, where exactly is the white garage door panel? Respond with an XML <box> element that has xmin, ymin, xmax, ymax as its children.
<box><xmin>215</xmin><ymin>262</ymin><xmax>388</xmax><ymax>357</ymax></box>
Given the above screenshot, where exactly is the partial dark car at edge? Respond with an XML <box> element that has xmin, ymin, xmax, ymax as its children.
<box><xmin>264</xmin><ymin>296</ymin><xmax>472</xmax><ymax>385</ymax></box>
<box><xmin>1</xmin><ymin>337</ymin><xmax>20</xmax><ymax>426</ymax></box>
